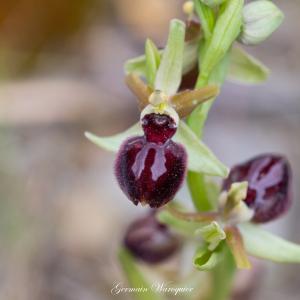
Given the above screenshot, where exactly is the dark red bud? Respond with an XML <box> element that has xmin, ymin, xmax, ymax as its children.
<box><xmin>223</xmin><ymin>154</ymin><xmax>292</xmax><ymax>223</ymax></box>
<box><xmin>123</xmin><ymin>211</ymin><xmax>181</xmax><ymax>264</ymax></box>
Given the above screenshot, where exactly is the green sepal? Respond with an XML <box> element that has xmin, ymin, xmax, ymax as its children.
<box><xmin>145</xmin><ymin>39</ymin><xmax>161</xmax><ymax>88</ymax></box>
<box><xmin>155</xmin><ymin>19</ymin><xmax>186</xmax><ymax>95</ymax></box>
<box><xmin>239</xmin><ymin>223</ymin><xmax>300</xmax><ymax>263</ymax></box>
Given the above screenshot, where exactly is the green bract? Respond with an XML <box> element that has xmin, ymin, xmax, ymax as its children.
<box><xmin>239</xmin><ymin>223</ymin><xmax>300</xmax><ymax>263</ymax></box>
<box><xmin>239</xmin><ymin>0</ymin><xmax>284</xmax><ymax>45</ymax></box>
<box><xmin>194</xmin><ymin>0</ymin><xmax>215</xmax><ymax>40</ymax></box>
<box><xmin>145</xmin><ymin>39</ymin><xmax>160</xmax><ymax>88</ymax></box>
<box><xmin>175</xmin><ymin>121</ymin><xmax>229</xmax><ymax>177</ymax></box>
<box><xmin>228</xmin><ymin>46</ymin><xmax>269</xmax><ymax>84</ymax></box>
<box><xmin>199</xmin><ymin>0</ymin><xmax>244</xmax><ymax>84</ymax></box>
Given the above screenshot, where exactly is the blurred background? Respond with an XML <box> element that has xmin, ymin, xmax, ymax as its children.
<box><xmin>0</xmin><ymin>0</ymin><xmax>299</xmax><ymax>299</ymax></box>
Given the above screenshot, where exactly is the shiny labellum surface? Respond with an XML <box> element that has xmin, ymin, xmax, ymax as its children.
<box><xmin>141</xmin><ymin>113</ymin><xmax>177</xmax><ymax>144</ymax></box>
<box><xmin>124</xmin><ymin>211</ymin><xmax>180</xmax><ymax>264</ymax></box>
<box><xmin>223</xmin><ymin>154</ymin><xmax>292</xmax><ymax>223</ymax></box>
<box><xmin>115</xmin><ymin>136</ymin><xmax>187</xmax><ymax>208</ymax></box>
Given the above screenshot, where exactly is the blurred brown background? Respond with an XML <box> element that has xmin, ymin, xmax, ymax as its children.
<box><xmin>0</xmin><ymin>0</ymin><xmax>299</xmax><ymax>299</ymax></box>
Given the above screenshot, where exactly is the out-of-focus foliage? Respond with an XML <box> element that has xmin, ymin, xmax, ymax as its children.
<box><xmin>0</xmin><ymin>0</ymin><xmax>99</xmax><ymax>76</ymax></box>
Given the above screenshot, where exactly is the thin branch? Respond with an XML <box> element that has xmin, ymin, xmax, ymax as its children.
<box><xmin>165</xmin><ymin>204</ymin><xmax>219</xmax><ymax>222</ymax></box>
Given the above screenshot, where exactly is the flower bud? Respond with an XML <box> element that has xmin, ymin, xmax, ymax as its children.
<box><xmin>239</xmin><ymin>0</ymin><xmax>284</xmax><ymax>45</ymax></box>
<box><xmin>223</xmin><ymin>154</ymin><xmax>292</xmax><ymax>223</ymax></box>
<box><xmin>183</xmin><ymin>1</ymin><xmax>194</xmax><ymax>16</ymax></box>
<box><xmin>123</xmin><ymin>211</ymin><xmax>181</xmax><ymax>264</ymax></box>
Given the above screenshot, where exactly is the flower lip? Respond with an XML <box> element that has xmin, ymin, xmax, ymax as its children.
<box><xmin>114</xmin><ymin>135</ymin><xmax>187</xmax><ymax>208</ymax></box>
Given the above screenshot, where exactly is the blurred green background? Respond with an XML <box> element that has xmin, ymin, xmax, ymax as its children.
<box><xmin>0</xmin><ymin>1</ymin><xmax>299</xmax><ymax>299</ymax></box>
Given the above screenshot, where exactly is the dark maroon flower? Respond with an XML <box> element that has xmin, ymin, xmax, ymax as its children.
<box><xmin>123</xmin><ymin>211</ymin><xmax>180</xmax><ymax>264</ymax></box>
<box><xmin>223</xmin><ymin>154</ymin><xmax>292</xmax><ymax>223</ymax></box>
<box><xmin>141</xmin><ymin>113</ymin><xmax>177</xmax><ymax>144</ymax></box>
<box><xmin>115</xmin><ymin>136</ymin><xmax>187</xmax><ymax>208</ymax></box>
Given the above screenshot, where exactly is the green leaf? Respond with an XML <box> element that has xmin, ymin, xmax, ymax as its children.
<box><xmin>228</xmin><ymin>46</ymin><xmax>269</xmax><ymax>84</ymax></box>
<box><xmin>175</xmin><ymin>121</ymin><xmax>229</xmax><ymax>177</ymax></box>
<box><xmin>156</xmin><ymin>209</ymin><xmax>200</xmax><ymax>236</ymax></box>
<box><xmin>145</xmin><ymin>39</ymin><xmax>161</xmax><ymax>88</ymax></box>
<box><xmin>85</xmin><ymin>123</ymin><xmax>142</xmax><ymax>152</ymax></box>
<box><xmin>118</xmin><ymin>248</ymin><xmax>164</xmax><ymax>300</ymax></box>
<box><xmin>239</xmin><ymin>223</ymin><xmax>300</xmax><ymax>263</ymax></box>
<box><xmin>194</xmin><ymin>245</ymin><xmax>222</xmax><ymax>271</ymax></box>
<box><xmin>155</xmin><ymin>19</ymin><xmax>186</xmax><ymax>95</ymax></box>
<box><xmin>85</xmin><ymin>121</ymin><xmax>229</xmax><ymax>177</ymax></box>
<box><xmin>194</xmin><ymin>0</ymin><xmax>215</xmax><ymax>40</ymax></box>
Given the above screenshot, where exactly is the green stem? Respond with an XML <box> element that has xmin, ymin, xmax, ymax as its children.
<box><xmin>187</xmin><ymin>52</ymin><xmax>230</xmax><ymax>212</ymax></box>
<box><xmin>209</xmin><ymin>245</ymin><xmax>236</xmax><ymax>300</ymax></box>
<box><xmin>187</xmin><ymin>171</ymin><xmax>216</xmax><ymax>211</ymax></box>
<box><xmin>185</xmin><ymin>31</ymin><xmax>235</xmax><ymax>300</ymax></box>
<box><xmin>166</xmin><ymin>204</ymin><xmax>219</xmax><ymax>222</ymax></box>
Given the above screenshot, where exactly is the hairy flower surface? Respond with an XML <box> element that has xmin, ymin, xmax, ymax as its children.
<box><xmin>115</xmin><ymin>113</ymin><xmax>187</xmax><ymax>208</ymax></box>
